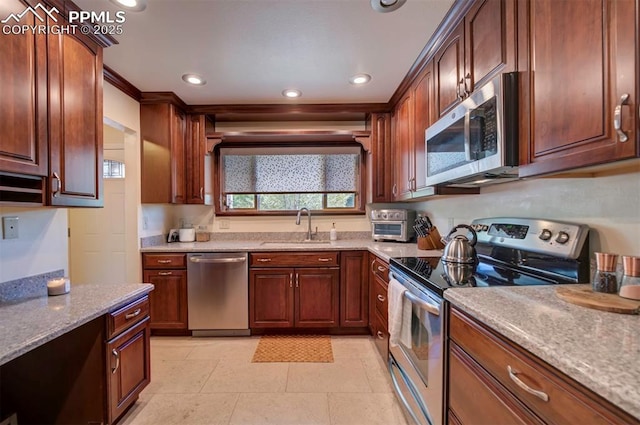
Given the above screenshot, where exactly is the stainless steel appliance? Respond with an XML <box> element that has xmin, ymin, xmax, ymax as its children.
<box><xmin>370</xmin><ymin>209</ymin><xmax>417</xmax><ymax>242</ymax></box>
<box><xmin>388</xmin><ymin>217</ymin><xmax>590</xmax><ymax>425</ymax></box>
<box><xmin>187</xmin><ymin>252</ymin><xmax>250</xmax><ymax>336</ymax></box>
<box><xmin>425</xmin><ymin>72</ymin><xmax>519</xmax><ymax>188</ymax></box>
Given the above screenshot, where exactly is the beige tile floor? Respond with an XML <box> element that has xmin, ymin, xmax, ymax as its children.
<box><xmin>119</xmin><ymin>336</ymin><xmax>410</xmax><ymax>425</ymax></box>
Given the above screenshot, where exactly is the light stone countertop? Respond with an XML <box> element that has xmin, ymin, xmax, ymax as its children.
<box><xmin>444</xmin><ymin>285</ymin><xmax>640</xmax><ymax>420</ymax></box>
<box><xmin>0</xmin><ymin>283</ymin><xmax>154</xmax><ymax>366</ymax></box>
<box><xmin>140</xmin><ymin>239</ymin><xmax>442</xmax><ymax>262</ymax></box>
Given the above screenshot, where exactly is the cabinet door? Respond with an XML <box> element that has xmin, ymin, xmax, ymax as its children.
<box><xmin>186</xmin><ymin>114</ymin><xmax>206</xmax><ymax>204</ymax></box>
<box><xmin>0</xmin><ymin>0</ymin><xmax>48</xmax><ymax>176</ymax></box>
<box><xmin>369</xmin><ymin>113</ymin><xmax>392</xmax><ymax>203</ymax></box>
<box><xmin>295</xmin><ymin>268</ymin><xmax>339</xmax><ymax>327</ymax></box>
<box><xmin>340</xmin><ymin>251</ymin><xmax>368</xmax><ymax>327</ymax></box>
<box><xmin>171</xmin><ymin>107</ymin><xmax>186</xmax><ymax>204</ymax></box>
<box><xmin>411</xmin><ymin>62</ymin><xmax>435</xmax><ymax>195</ymax></box>
<box><xmin>393</xmin><ymin>92</ymin><xmax>414</xmax><ymax>200</ymax></box>
<box><xmin>47</xmin><ymin>24</ymin><xmax>103</xmax><ymax>207</ymax></box>
<box><xmin>435</xmin><ymin>22</ymin><xmax>465</xmax><ymax>118</ymax></box>
<box><xmin>107</xmin><ymin>318</ymin><xmax>151</xmax><ymax>424</ymax></box>
<box><xmin>250</xmin><ymin>269</ymin><xmax>294</xmax><ymax>328</ymax></box>
<box><xmin>465</xmin><ymin>0</ymin><xmax>516</xmax><ymax>92</ymax></box>
<box><xmin>518</xmin><ymin>0</ymin><xmax>637</xmax><ymax>177</ymax></box>
<box><xmin>143</xmin><ymin>269</ymin><xmax>188</xmax><ymax>330</ymax></box>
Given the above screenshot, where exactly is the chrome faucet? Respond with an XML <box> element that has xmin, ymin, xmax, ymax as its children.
<box><xmin>295</xmin><ymin>207</ymin><xmax>316</xmax><ymax>241</ymax></box>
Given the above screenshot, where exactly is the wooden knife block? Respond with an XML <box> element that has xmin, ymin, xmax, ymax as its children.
<box><xmin>418</xmin><ymin>227</ymin><xmax>445</xmax><ymax>250</ymax></box>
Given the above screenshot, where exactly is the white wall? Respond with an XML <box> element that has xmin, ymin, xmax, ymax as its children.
<box><xmin>0</xmin><ymin>208</ymin><xmax>68</xmax><ymax>283</ymax></box>
<box><xmin>412</xmin><ymin>167</ymin><xmax>640</xmax><ymax>255</ymax></box>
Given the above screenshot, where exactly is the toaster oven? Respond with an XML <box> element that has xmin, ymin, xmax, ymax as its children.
<box><xmin>370</xmin><ymin>209</ymin><xmax>416</xmax><ymax>242</ymax></box>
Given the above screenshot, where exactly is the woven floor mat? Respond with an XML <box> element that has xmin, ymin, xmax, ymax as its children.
<box><xmin>251</xmin><ymin>335</ymin><xmax>334</xmax><ymax>363</ymax></box>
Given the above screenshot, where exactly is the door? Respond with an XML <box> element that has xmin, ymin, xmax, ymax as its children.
<box><xmin>295</xmin><ymin>267</ymin><xmax>339</xmax><ymax>327</ymax></box>
<box><xmin>340</xmin><ymin>251</ymin><xmax>368</xmax><ymax>327</ymax></box>
<box><xmin>412</xmin><ymin>63</ymin><xmax>435</xmax><ymax>195</ymax></box>
<box><xmin>144</xmin><ymin>269</ymin><xmax>188</xmax><ymax>330</ymax></box>
<box><xmin>250</xmin><ymin>268</ymin><xmax>294</xmax><ymax>328</ymax></box>
<box><xmin>435</xmin><ymin>22</ymin><xmax>464</xmax><ymax>118</ymax></box>
<box><xmin>393</xmin><ymin>93</ymin><xmax>414</xmax><ymax>200</ymax></box>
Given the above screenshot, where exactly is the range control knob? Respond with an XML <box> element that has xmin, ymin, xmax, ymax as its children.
<box><xmin>539</xmin><ymin>229</ymin><xmax>553</xmax><ymax>241</ymax></box>
<box><xmin>555</xmin><ymin>231</ymin><xmax>570</xmax><ymax>244</ymax></box>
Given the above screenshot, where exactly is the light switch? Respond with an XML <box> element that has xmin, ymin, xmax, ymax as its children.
<box><xmin>2</xmin><ymin>216</ymin><xmax>19</xmax><ymax>239</ymax></box>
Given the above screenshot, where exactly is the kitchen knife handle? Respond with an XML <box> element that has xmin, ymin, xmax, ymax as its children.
<box><xmin>614</xmin><ymin>93</ymin><xmax>630</xmax><ymax>142</ymax></box>
<box><xmin>507</xmin><ymin>365</ymin><xmax>549</xmax><ymax>402</ymax></box>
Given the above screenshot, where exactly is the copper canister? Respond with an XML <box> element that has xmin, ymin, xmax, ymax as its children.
<box><xmin>594</xmin><ymin>252</ymin><xmax>618</xmax><ymax>272</ymax></box>
<box><xmin>622</xmin><ymin>256</ymin><xmax>640</xmax><ymax>277</ymax></box>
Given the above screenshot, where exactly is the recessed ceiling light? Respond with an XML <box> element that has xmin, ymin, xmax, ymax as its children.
<box><xmin>282</xmin><ymin>89</ymin><xmax>302</xmax><ymax>98</ymax></box>
<box><xmin>349</xmin><ymin>74</ymin><xmax>372</xmax><ymax>85</ymax></box>
<box><xmin>370</xmin><ymin>0</ymin><xmax>406</xmax><ymax>13</ymax></box>
<box><xmin>182</xmin><ymin>73</ymin><xmax>206</xmax><ymax>86</ymax></box>
<box><xmin>109</xmin><ymin>0</ymin><xmax>147</xmax><ymax>12</ymax></box>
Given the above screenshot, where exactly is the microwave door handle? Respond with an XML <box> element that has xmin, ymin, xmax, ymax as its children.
<box><xmin>403</xmin><ymin>290</ymin><xmax>440</xmax><ymax>316</ymax></box>
<box><xmin>463</xmin><ymin>110</ymin><xmax>472</xmax><ymax>161</ymax></box>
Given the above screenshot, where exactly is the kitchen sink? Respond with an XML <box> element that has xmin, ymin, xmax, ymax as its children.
<box><xmin>260</xmin><ymin>240</ymin><xmax>332</xmax><ymax>246</ymax></box>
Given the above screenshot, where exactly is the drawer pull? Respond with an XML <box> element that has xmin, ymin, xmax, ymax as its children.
<box><xmin>507</xmin><ymin>365</ymin><xmax>549</xmax><ymax>402</ymax></box>
<box><xmin>371</xmin><ymin>259</ymin><xmax>376</xmax><ymax>273</ymax></box>
<box><xmin>125</xmin><ymin>308</ymin><xmax>142</xmax><ymax>320</ymax></box>
<box><xmin>614</xmin><ymin>93</ymin><xmax>630</xmax><ymax>142</ymax></box>
<box><xmin>377</xmin><ymin>294</ymin><xmax>386</xmax><ymax>302</ymax></box>
<box><xmin>377</xmin><ymin>266</ymin><xmax>387</xmax><ymax>273</ymax></box>
<box><xmin>157</xmin><ymin>259</ymin><xmax>172</xmax><ymax>264</ymax></box>
<box><xmin>318</xmin><ymin>258</ymin><xmax>332</xmax><ymax>262</ymax></box>
<box><xmin>257</xmin><ymin>258</ymin><xmax>272</xmax><ymax>262</ymax></box>
<box><xmin>111</xmin><ymin>349</ymin><xmax>120</xmax><ymax>374</ymax></box>
<box><xmin>158</xmin><ymin>271</ymin><xmax>173</xmax><ymax>276</ymax></box>
<box><xmin>376</xmin><ymin>331</ymin><xmax>385</xmax><ymax>340</ymax></box>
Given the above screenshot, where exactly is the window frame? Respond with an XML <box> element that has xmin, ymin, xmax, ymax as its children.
<box><xmin>214</xmin><ymin>142</ymin><xmax>367</xmax><ymax>216</ymax></box>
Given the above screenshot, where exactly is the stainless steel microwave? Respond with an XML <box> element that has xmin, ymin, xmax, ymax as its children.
<box><xmin>370</xmin><ymin>209</ymin><xmax>416</xmax><ymax>242</ymax></box>
<box><xmin>425</xmin><ymin>72</ymin><xmax>519</xmax><ymax>187</ymax></box>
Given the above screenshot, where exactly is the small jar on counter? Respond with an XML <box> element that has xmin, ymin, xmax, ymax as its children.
<box><xmin>592</xmin><ymin>252</ymin><xmax>619</xmax><ymax>294</ymax></box>
<box><xmin>619</xmin><ymin>256</ymin><xmax>640</xmax><ymax>300</ymax></box>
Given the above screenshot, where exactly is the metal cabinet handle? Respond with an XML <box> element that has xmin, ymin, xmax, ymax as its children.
<box><xmin>257</xmin><ymin>258</ymin><xmax>272</xmax><ymax>262</ymax></box>
<box><xmin>392</xmin><ymin>183</ymin><xmax>398</xmax><ymax>197</ymax></box>
<box><xmin>464</xmin><ymin>73</ymin><xmax>471</xmax><ymax>96</ymax></box>
<box><xmin>376</xmin><ymin>331</ymin><xmax>384</xmax><ymax>339</ymax></box>
<box><xmin>377</xmin><ymin>266</ymin><xmax>387</xmax><ymax>273</ymax></box>
<box><xmin>318</xmin><ymin>258</ymin><xmax>332</xmax><ymax>262</ymax></box>
<box><xmin>125</xmin><ymin>308</ymin><xmax>141</xmax><ymax>320</ymax></box>
<box><xmin>158</xmin><ymin>271</ymin><xmax>173</xmax><ymax>276</ymax></box>
<box><xmin>157</xmin><ymin>259</ymin><xmax>172</xmax><ymax>264</ymax></box>
<box><xmin>111</xmin><ymin>349</ymin><xmax>120</xmax><ymax>374</ymax></box>
<box><xmin>52</xmin><ymin>172</ymin><xmax>62</xmax><ymax>197</ymax></box>
<box><xmin>377</xmin><ymin>294</ymin><xmax>386</xmax><ymax>302</ymax></box>
<box><xmin>371</xmin><ymin>259</ymin><xmax>376</xmax><ymax>273</ymax></box>
<box><xmin>289</xmin><ymin>273</ymin><xmax>293</xmax><ymax>288</ymax></box>
<box><xmin>507</xmin><ymin>365</ymin><xmax>549</xmax><ymax>402</ymax></box>
<box><xmin>295</xmin><ymin>273</ymin><xmax>299</xmax><ymax>288</ymax></box>
<box><xmin>200</xmin><ymin>187</ymin><xmax>204</xmax><ymax>199</ymax></box>
<box><xmin>457</xmin><ymin>79</ymin><xmax>465</xmax><ymax>100</ymax></box>
<box><xmin>614</xmin><ymin>93</ymin><xmax>630</xmax><ymax>142</ymax></box>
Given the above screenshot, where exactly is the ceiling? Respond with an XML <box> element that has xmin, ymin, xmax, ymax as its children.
<box><xmin>74</xmin><ymin>0</ymin><xmax>455</xmax><ymax>106</ymax></box>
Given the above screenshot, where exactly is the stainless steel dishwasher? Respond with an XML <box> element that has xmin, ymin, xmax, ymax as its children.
<box><xmin>187</xmin><ymin>252</ymin><xmax>249</xmax><ymax>336</ymax></box>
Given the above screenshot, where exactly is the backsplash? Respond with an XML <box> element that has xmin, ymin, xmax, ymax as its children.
<box><xmin>0</xmin><ymin>269</ymin><xmax>64</xmax><ymax>303</ymax></box>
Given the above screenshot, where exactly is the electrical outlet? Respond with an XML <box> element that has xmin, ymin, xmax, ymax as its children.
<box><xmin>2</xmin><ymin>216</ymin><xmax>19</xmax><ymax>239</ymax></box>
<box><xmin>219</xmin><ymin>219</ymin><xmax>230</xmax><ymax>229</ymax></box>
<box><xmin>448</xmin><ymin>217</ymin><xmax>455</xmax><ymax>230</ymax></box>
<box><xmin>142</xmin><ymin>215</ymin><xmax>149</xmax><ymax>230</ymax></box>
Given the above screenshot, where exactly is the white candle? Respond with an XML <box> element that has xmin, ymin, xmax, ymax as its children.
<box><xmin>47</xmin><ymin>278</ymin><xmax>70</xmax><ymax>296</ymax></box>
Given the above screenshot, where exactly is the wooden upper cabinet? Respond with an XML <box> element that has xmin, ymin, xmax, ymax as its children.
<box><xmin>392</xmin><ymin>92</ymin><xmax>414</xmax><ymax>200</ymax></box>
<box><xmin>186</xmin><ymin>114</ymin><xmax>206</xmax><ymax>204</ymax></box>
<box><xmin>141</xmin><ymin>103</ymin><xmax>186</xmax><ymax>203</ymax></box>
<box><xmin>518</xmin><ymin>0</ymin><xmax>638</xmax><ymax>177</ymax></box>
<box><xmin>435</xmin><ymin>0</ymin><xmax>516</xmax><ymax>118</ymax></box>
<box><xmin>368</xmin><ymin>113</ymin><xmax>392</xmax><ymax>203</ymax></box>
<box><xmin>411</xmin><ymin>63</ymin><xmax>435</xmax><ymax>195</ymax></box>
<box><xmin>47</xmin><ymin>22</ymin><xmax>103</xmax><ymax>207</ymax></box>
<box><xmin>0</xmin><ymin>0</ymin><xmax>48</xmax><ymax>177</ymax></box>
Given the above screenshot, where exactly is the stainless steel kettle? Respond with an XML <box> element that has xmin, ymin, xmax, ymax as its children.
<box><xmin>441</xmin><ymin>224</ymin><xmax>478</xmax><ymax>264</ymax></box>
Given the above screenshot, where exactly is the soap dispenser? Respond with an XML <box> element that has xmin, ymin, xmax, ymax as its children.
<box><xmin>330</xmin><ymin>223</ymin><xmax>337</xmax><ymax>241</ymax></box>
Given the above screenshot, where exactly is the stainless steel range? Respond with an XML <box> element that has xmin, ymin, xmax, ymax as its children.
<box><xmin>387</xmin><ymin>217</ymin><xmax>590</xmax><ymax>425</ymax></box>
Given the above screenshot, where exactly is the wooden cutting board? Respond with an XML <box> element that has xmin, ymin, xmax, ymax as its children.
<box><xmin>556</xmin><ymin>286</ymin><xmax>640</xmax><ymax>314</ymax></box>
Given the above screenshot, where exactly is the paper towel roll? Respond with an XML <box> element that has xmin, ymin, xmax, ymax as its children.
<box><xmin>47</xmin><ymin>277</ymin><xmax>70</xmax><ymax>296</ymax></box>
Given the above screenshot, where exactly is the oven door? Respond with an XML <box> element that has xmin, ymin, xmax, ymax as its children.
<box><xmin>371</xmin><ymin>221</ymin><xmax>407</xmax><ymax>241</ymax></box>
<box><xmin>388</xmin><ymin>271</ymin><xmax>444</xmax><ymax>425</ymax></box>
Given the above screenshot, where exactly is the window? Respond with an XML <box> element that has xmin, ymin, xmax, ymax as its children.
<box><xmin>103</xmin><ymin>159</ymin><xmax>125</xmax><ymax>179</ymax></box>
<box><xmin>220</xmin><ymin>146</ymin><xmax>363</xmax><ymax>214</ymax></box>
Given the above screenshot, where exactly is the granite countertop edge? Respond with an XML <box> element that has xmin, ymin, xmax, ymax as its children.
<box><xmin>444</xmin><ymin>286</ymin><xmax>640</xmax><ymax>420</ymax></box>
<box><xmin>0</xmin><ymin>283</ymin><xmax>154</xmax><ymax>366</ymax></box>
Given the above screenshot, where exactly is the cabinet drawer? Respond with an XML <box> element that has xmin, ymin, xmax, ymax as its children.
<box><xmin>372</xmin><ymin>276</ymin><xmax>388</xmax><ymax>323</ymax></box>
<box><xmin>251</xmin><ymin>252</ymin><xmax>339</xmax><ymax>267</ymax></box>
<box><xmin>371</xmin><ymin>256</ymin><xmax>389</xmax><ymax>281</ymax></box>
<box><xmin>450</xmin><ymin>308</ymin><xmax>634</xmax><ymax>424</ymax></box>
<box><xmin>371</xmin><ymin>309</ymin><xmax>389</xmax><ymax>361</ymax></box>
<box><xmin>108</xmin><ymin>296</ymin><xmax>150</xmax><ymax>339</ymax></box>
<box><xmin>142</xmin><ymin>253</ymin><xmax>186</xmax><ymax>269</ymax></box>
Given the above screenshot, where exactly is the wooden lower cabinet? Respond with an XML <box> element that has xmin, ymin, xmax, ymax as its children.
<box><xmin>448</xmin><ymin>306</ymin><xmax>639</xmax><ymax>425</ymax></box>
<box><xmin>340</xmin><ymin>251</ymin><xmax>369</xmax><ymax>327</ymax></box>
<box><xmin>250</xmin><ymin>267</ymin><xmax>339</xmax><ymax>328</ymax></box>
<box><xmin>369</xmin><ymin>253</ymin><xmax>389</xmax><ymax>361</ymax></box>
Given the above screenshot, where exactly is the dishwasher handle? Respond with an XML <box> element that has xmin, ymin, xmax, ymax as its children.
<box><xmin>189</xmin><ymin>255</ymin><xmax>246</xmax><ymax>264</ymax></box>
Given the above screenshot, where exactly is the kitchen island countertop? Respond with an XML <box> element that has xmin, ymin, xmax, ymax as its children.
<box><xmin>140</xmin><ymin>238</ymin><xmax>440</xmax><ymax>262</ymax></box>
<box><xmin>0</xmin><ymin>283</ymin><xmax>154</xmax><ymax>366</ymax></box>
<box><xmin>445</xmin><ymin>285</ymin><xmax>640</xmax><ymax>420</ymax></box>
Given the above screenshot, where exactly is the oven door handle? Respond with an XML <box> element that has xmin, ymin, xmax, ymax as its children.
<box><xmin>403</xmin><ymin>290</ymin><xmax>440</xmax><ymax>316</ymax></box>
<box><xmin>388</xmin><ymin>357</ymin><xmax>427</xmax><ymax>425</ymax></box>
